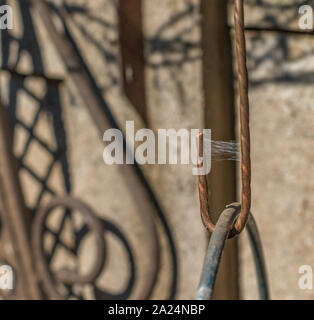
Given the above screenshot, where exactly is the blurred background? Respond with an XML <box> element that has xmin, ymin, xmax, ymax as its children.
<box><xmin>1</xmin><ymin>0</ymin><xmax>314</xmax><ymax>300</ymax></box>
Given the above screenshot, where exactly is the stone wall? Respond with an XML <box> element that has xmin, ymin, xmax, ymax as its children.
<box><xmin>1</xmin><ymin>0</ymin><xmax>314</xmax><ymax>299</ymax></box>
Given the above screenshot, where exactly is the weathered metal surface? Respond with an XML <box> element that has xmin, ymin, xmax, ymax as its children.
<box><xmin>201</xmin><ymin>0</ymin><xmax>239</xmax><ymax>299</ymax></box>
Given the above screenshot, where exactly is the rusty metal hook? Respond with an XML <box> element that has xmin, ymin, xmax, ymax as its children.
<box><xmin>233</xmin><ymin>0</ymin><xmax>251</xmax><ymax>235</ymax></box>
<box><xmin>197</xmin><ymin>0</ymin><xmax>251</xmax><ymax>237</ymax></box>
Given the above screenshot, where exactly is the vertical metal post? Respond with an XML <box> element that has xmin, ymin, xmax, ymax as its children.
<box><xmin>117</xmin><ymin>0</ymin><xmax>148</xmax><ymax>125</ymax></box>
<box><xmin>200</xmin><ymin>0</ymin><xmax>239</xmax><ymax>299</ymax></box>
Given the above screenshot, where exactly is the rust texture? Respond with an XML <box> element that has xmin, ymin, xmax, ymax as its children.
<box><xmin>233</xmin><ymin>0</ymin><xmax>251</xmax><ymax>234</ymax></box>
<box><xmin>197</xmin><ymin>133</ymin><xmax>215</xmax><ymax>232</ymax></box>
<box><xmin>31</xmin><ymin>1</ymin><xmax>161</xmax><ymax>300</ymax></box>
<box><xmin>198</xmin><ymin>0</ymin><xmax>251</xmax><ymax>237</ymax></box>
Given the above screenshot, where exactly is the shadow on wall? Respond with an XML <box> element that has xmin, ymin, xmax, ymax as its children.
<box><xmin>0</xmin><ymin>0</ymin><xmax>178</xmax><ymax>300</ymax></box>
<box><xmin>1</xmin><ymin>0</ymin><xmax>314</xmax><ymax>299</ymax></box>
<box><xmin>237</xmin><ymin>0</ymin><xmax>314</xmax><ymax>86</ymax></box>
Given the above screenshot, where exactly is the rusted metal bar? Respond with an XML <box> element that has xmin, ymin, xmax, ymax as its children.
<box><xmin>233</xmin><ymin>0</ymin><xmax>251</xmax><ymax>234</ymax></box>
<box><xmin>199</xmin><ymin>0</ymin><xmax>251</xmax><ymax>238</ymax></box>
<box><xmin>197</xmin><ymin>133</ymin><xmax>214</xmax><ymax>232</ymax></box>
<box><xmin>0</xmin><ymin>103</ymin><xmax>41</xmax><ymax>299</ymax></box>
<box><xmin>31</xmin><ymin>0</ymin><xmax>161</xmax><ymax>300</ymax></box>
<box><xmin>116</xmin><ymin>0</ymin><xmax>148</xmax><ymax>125</ymax></box>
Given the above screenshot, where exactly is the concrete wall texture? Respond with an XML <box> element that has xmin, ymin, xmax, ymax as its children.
<box><xmin>1</xmin><ymin>0</ymin><xmax>314</xmax><ymax>299</ymax></box>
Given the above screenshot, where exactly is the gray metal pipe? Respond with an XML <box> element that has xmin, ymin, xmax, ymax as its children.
<box><xmin>196</xmin><ymin>203</ymin><xmax>270</xmax><ymax>300</ymax></box>
<box><xmin>196</xmin><ymin>203</ymin><xmax>240</xmax><ymax>300</ymax></box>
